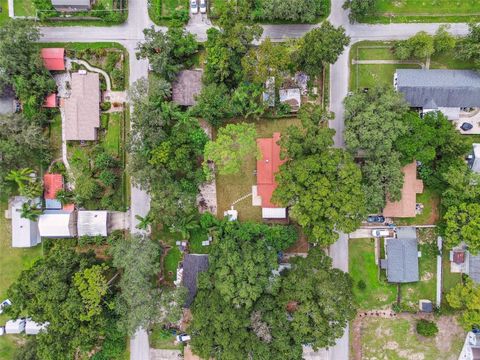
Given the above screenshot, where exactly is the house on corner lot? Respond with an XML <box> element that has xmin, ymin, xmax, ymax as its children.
<box><xmin>77</xmin><ymin>211</ymin><xmax>108</xmax><ymax>237</ymax></box>
<box><xmin>253</xmin><ymin>132</ymin><xmax>287</xmax><ymax>219</ymax></box>
<box><xmin>64</xmin><ymin>72</ymin><xmax>100</xmax><ymax>141</ymax></box>
<box><xmin>383</xmin><ymin>227</ymin><xmax>419</xmax><ymax>283</ymax></box>
<box><xmin>50</xmin><ymin>0</ymin><xmax>92</xmax><ymax>12</ymax></box>
<box><xmin>383</xmin><ymin>161</ymin><xmax>423</xmax><ymax>218</ymax></box>
<box><xmin>41</xmin><ymin>48</ymin><xmax>65</xmax><ymax>71</ymax></box>
<box><xmin>182</xmin><ymin>254</ymin><xmax>209</xmax><ymax>308</ymax></box>
<box><xmin>172</xmin><ymin>70</ymin><xmax>203</xmax><ymax>107</ymax></box>
<box><xmin>10</xmin><ymin>196</ymin><xmax>41</xmax><ymax>248</ymax></box>
<box><xmin>38</xmin><ymin>211</ymin><xmax>77</xmax><ymax>238</ymax></box>
<box><xmin>394</xmin><ymin>69</ymin><xmax>480</xmax><ymax>120</ymax></box>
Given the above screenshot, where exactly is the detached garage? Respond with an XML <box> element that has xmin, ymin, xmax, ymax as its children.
<box><xmin>77</xmin><ymin>211</ymin><xmax>108</xmax><ymax>237</ymax></box>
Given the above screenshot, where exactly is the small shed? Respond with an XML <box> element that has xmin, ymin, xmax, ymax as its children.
<box><xmin>38</xmin><ymin>211</ymin><xmax>77</xmax><ymax>238</ymax></box>
<box><xmin>41</xmin><ymin>48</ymin><xmax>65</xmax><ymax>71</ymax></box>
<box><xmin>183</xmin><ymin>254</ymin><xmax>209</xmax><ymax>308</ymax></box>
<box><xmin>385</xmin><ymin>227</ymin><xmax>419</xmax><ymax>283</ymax></box>
<box><xmin>77</xmin><ymin>211</ymin><xmax>108</xmax><ymax>237</ymax></box>
<box><xmin>5</xmin><ymin>319</ymin><xmax>25</xmax><ymax>334</ymax></box>
<box><xmin>419</xmin><ymin>299</ymin><xmax>433</xmax><ymax>313</ymax></box>
<box><xmin>172</xmin><ymin>70</ymin><xmax>203</xmax><ymax>106</ymax></box>
<box><xmin>11</xmin><ymin>196</ymin><xmax>41</xmax><ymax>248</ymax></box>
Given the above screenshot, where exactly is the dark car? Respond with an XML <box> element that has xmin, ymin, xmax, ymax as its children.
<box><xmin>461</xmin><ymin>122</ymin><xmax>474</xmax><ymax>131</ymax></box>
<box><xmin>367</xmin><ymin>215</ymin><xmax>385</xmax><ymax>223</ymax></box>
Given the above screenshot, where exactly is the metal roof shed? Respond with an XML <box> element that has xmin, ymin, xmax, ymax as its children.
<box><xmin>11</xmin><ymin>196</ymin><xmax>41</xmax><ymax>248</ymax></box>
<box><xmin>38</xmin><ymin>211</ymin><xmax>77</xmax><ymax>238</ymax></box>
<box><xmin>5</xmin><ymin>319</ymin><xmax>25</xmax><ymax>334</ymax></box>
<box><xmin>77</xmin><ymin>211</ymin><xmax>108</xmax><ymax>237</ymax></box>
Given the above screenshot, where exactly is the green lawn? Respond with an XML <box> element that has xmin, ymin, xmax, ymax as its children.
<box><xmin>13</xmin><ymin>0</ymin><xmax>35</xmax><ymax>16</ymax></box>
<box><xmin>349</xmin><ymin>42</ymin><xmax>477</xmax><ymax>91</ymax></box>
<box><xmin>396</xmin><ymin>188</ymin><xmax>440</xmax><ymax>226</ymax></box>
<box><xmin>216</xmin><ymin>118</ymin><xmax>300</xmax><ymax>222</ymax></box>
<box><xmin>103</xmin><ymin>112</ymin><xmax>123</xmax><ymax>157</ymax></box>
<box><xmin>189</xmin><ymin>230</ymin><xmax>210</xmax><ymax>254</ymax></box>
<box><xmin>150</xmin><ymin>324</ymin><xmax>180</xmax><ymax>350</ymax></box>
<box><xmin>349</xmin><ymin>238</ymin><xmax>397</xmax><ymax>310</ymax></box>
<box><xmin>0</xmin><ymin>0</ymin><xmax>9</xmax><ymax>25</ymax></box>
<box><xmin>361</xmin><ymin>317</ymin><xmax>465</xmax><ymax>359</ymax></box>
<box><xmin>362</xmin><ymin>0</ymin><xmax>480</xmax><ymax>23</ymax></box>
<box><xmin>0</xmin><ymin>201</ymin><xmax>43</xmax><ymax>358</ymax></box>
<box><xmin>164</xmin><ymin>247</ymin><xmax>182</xmax><ymax>282</ymax></box>
<box><xmin>442</xmin><ymin>251</ymin><xmax>462</xmax><ymax>311</ymax></box>
<box><xmin>49</xmin><ymin>114</ymin><xmax>62</xmax><ymax>159</ymax></box>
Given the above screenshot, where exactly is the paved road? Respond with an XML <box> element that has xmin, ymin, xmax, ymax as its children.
<box><xmin>38</xmin><ymin>0</ymin><xmax>475</xmax><ymax>359</ymax></box>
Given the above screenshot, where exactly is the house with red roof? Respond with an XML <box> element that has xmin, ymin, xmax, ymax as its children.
<box><xmin>255</xmin><ymin>132</ymin><xmax>287</xmax><ymax>219</ymax></box>
<box><xmin>41</xmin><ymin>48</ymin><xmax>65</xmax><ymax>71</ymax></box>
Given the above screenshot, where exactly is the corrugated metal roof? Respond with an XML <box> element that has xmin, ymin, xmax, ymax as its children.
<box><xmin>386</xmin><ymin>228</ymin><xmax>419</xmax><ymax>283</ymax></box>
<box><xmin>38</xmin><ymin>211</ymin><xmax>77</xmax><ymax>238</ymax></box>
<box><xmin>396</xmin><ymin>69</ymin><xmax>480</xmax><ymax>108</ymax></box>
<box><xmin>51</xmin><ymin>0</ymin><xmax>90</xmax><ymax>7</ymax></box>
<box><xmin>11</xmin><ymin>196</ymin><xmax>41</xmax><ymax>248</ymax></box>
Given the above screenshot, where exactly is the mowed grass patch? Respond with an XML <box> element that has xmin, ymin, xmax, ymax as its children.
<box><xmin>0</xmin><ymin>0</ymin><xmax>9</xmax><ymax>25</ymax></box>
<box><xmin>49</xmin><ymin>114</ymin><xmax>62</xmax><ymax>159</ymax></box>
<box><xmin>164</xmin><ymin>247</ymin><xmax>182</xmax><ymax>282</ymax></box>
<box><xmin>349</xmin><ymin>238</ymin><xmax>396</xmax><ymax>310</ymax></box>
<box><xmin>150</xmin><ymin>324</ymin><xmax>180</xmax><ymax>350</ymax></box>
<box><xmin>103</xmin><ymin>112</ymin><xmax>123</xmax><ymax>157</ymax></box>
<box><xmin>13</xmin><ymin>0</ymin><xmax>35</xmax><ymax>16</ymax></box>
<box><xmin>361</xmin><ymin>317</ymin><xmax>465</xmax><ymax>360</ymax></box>
<box><xmin>215</xmin><ymin>117</ymin><xmax>300</xmax><ymax>222</ymax></box>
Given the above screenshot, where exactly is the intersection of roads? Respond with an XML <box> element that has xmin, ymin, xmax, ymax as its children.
<box><xmin>38</xmin><ymin>2</ymin><xmax>472</xmax><ymax>358</ymax></box>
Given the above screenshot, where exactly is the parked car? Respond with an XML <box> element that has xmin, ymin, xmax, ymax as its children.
<box><xmin>200</xmin><ymin>0</ymin><xmax>207</xmax><ymax>13</ymax></box>
<box><xmin>190</xmin><ymin>0</ymin><xmax>198</xmax><ymax>14</ymax></box>
<box><xmin>371</xmin><ymin>229</ymin><xmax>391</xmax><ymax>237</ymax></box>
<box><xmin>367</xmin><ymin>215</ymin><xmax>385</xmax><ymax>223</ymax></box>
<box><xmin>461</xmin><ymin>122</ymin><xmax>473</xmax><ymax>131</ymax></box>
<box><xmin>176</xmin><ymin>333</ymin><xmax>191</xmax><ymax>342</ymax></box>
<box><xmin>0</xmin><ymin>299</ymin><xmax>12</xmax><ymax>314</ymax></box>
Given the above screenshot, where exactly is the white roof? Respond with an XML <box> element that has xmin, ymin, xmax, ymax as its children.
<box><xmin>5</xmin><ymin>319</ymin><xmax>25</xmax><ymax>333</ymax></box>
<box><xmin>38</xmin><ymin>211</ymin><xmax>76</xmax><ymax>238</ymax></box>
<box><xmin>25</xmin><ymin>319</ymin><xmax>48</xmax><ymax>335</ymax></box>
<box><xmin>77</xmin><ymin>211</ymin><xmax>108</xmax><ymax>236</ymax></box>
<box><xmin>262</xmin><ymin>207</ymin><xmax>287</xmax><ymax>219</ymax></box>
<box><xmin>11</xmin><ymin>196</ymin><xmax>41</xmax><ymax>248</ymax></box>
<box><xmin>473</xmin><ymin>144</ymin><xmax>480</xmax><ymax>173</ymax></box>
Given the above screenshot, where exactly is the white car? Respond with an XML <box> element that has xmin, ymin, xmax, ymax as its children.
<box><xmin>371</xmin><ymin>229</ymin><xmax>390</xmax><ymax>237</ymax></box>
<box><xmin>190</xmin><ymin>0</ymin><xmax>198</xmax><ymax>14</ymax></box>
<box><xmin>0</xmin><ymin>299</ymin><xmax>12</xmax><ymax>314</ymax></box>
<box><xmin>176</xmin><ymin>333</ymin><xmax>191</xmax><ymax>342</ymax></box>
<box><xmin>200</xmin><ymin>0</ymin><xmax>207</xmax><ymax>13</ymax></box>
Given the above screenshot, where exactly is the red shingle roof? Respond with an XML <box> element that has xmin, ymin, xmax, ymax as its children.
<box><xmin>41</xmin><ymin>48</ymin><xmax>65</xmax><ymax>71</ymax></box>
<box><xmin>43</xmin><ymin>93</ymin><xmax>57</xmax><ymax>108</ymax></box>
<box><xmin>256</xmin><ymin>133</ymin><xmax>285</xmax><ymax>208</ymax></box>
<box><xmin>44</xmin><ymin>174</ymin><xmax>63</xmax><ymax>199</ymax></box>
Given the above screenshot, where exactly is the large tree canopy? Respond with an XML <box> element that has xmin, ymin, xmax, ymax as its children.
<box><xmin>273</xmin><ymin>105</ymin><xmax>366</xmax><ymax>244</ymax></box>
<box><xmin>456</xmin><ymin>23</ymin><xmax>480</xmax><ymax>68</ymax></box>
<box><xmin>444</xmin><ymin>203</ymin><xmax>480</xmax><ymax>254</ymax></box>
<box><xmin>447</xmin><ymin>279</ymin><xmax>480</xmax><ymax>330</ymax></box>
<box><xmin>260</xmin><ymin>0</ymin><xmax>329</xmax><ymax>23</ymax></box>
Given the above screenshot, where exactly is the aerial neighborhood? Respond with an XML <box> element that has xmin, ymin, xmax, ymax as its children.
<box><xmin>2</xmin><ymin>0</ymin><xmax>480</xmax><ymax>359</ymax></box>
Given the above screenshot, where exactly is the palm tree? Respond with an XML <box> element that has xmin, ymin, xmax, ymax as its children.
<box><xmin>170</xmin><ymin>213</ymin><xmax>200</xmax><ymax>241</ymax></box>
<box><xmin>56</xmin><ymin>189</ymin><xmax>75</xmax><ymax>205</ymax></box>
<box><xmin>135</xmin><ymin>213</ymin><xmax>153</xmax><ymax>230</ymax></box>
<box><xmin>6</xmin><ymin>168</ymin><xmax>34</xmax><ymax>193</ymax></box>
<box><xmin>19</xmin><ymin>201</ymin><xmax>42</xmax><ymax>221</ymax></box>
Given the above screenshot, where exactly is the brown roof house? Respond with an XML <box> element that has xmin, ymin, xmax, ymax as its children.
<box><xmin>64</xmin><ymin>72</ymin><xmax>100</xmax><ymax>141</ymax></box>
<box><xmin>383</xmin><ymin>161</ymin><xmax>424</xmax><ymax>218</ymax></box>
<box><xmin>172</xmin><ymin>70</ymin><xmax>203</xmax><ymax>106</ymax></box>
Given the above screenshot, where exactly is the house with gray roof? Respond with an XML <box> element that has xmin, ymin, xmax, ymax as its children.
<box><xmin>394</xmin><ymin>69</ymin><xmax>480</xmax><ymax>120</ymax></box>
<box><xmin>182</xmin><ymin>254</ymin><xmax>208</xmax><ymax>308</ymax></box>
<box><xmin>384</xmin><ymin>227</ymin><xmax>419</xmax><ymax>283</ymax></box>
<box><xmin>51</xmin><ymin>0</ymin><xmax>92</xmax><ymax>11</ymax></box>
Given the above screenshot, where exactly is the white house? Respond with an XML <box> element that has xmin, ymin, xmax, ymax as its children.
<box><xmin>10</xmin><ymin>196</ymin><xmax>41</xmax><ymax>248</ymax></box>
<box><xmin>77</xmin><ymin>211</ymin><xmax>108</xmax><ymax>237</ymax></box>
<box><xmin>38</xmin><ymin>211</ymin><xmax>77</xmax><ymax>238</ymax></box>
<box><xmin>469</xmin><ymin>144</ymin><xmax>480</xmax><ymax>173</ymax></box>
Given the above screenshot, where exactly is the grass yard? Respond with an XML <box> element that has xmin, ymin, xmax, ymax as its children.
<box><xmin>102</xmin><ymin>112</ymin><xmax>123</xmax><ymax>157</ymax></box>
<box><xmin>13</xmin><ymin>0</ymin><xmax>35</xmax><ymax>16</ymax></box>
<box><xmin>362</xmin><ymin>0</ymin><xmax>480</xmax><ymax>23</ymax></box>
<box><xmin>349</xmin><ymin>238</ymin><xmax>397</xmax><ymax>310</ymax></box>
<box><xmin>189</xmin><ymin>231</ymin><xmax>210</xmax><ymax>254</ymax></box>
<box><xmin>0</xmin><ymin>0</ymin><xmax>8</xmax><ymax>25</ymax></box>
<box><xmin>360</xmin><ymin>316</ymin><xmax>465</xmax><ymax>360</ymax></box>
<box><xmin>216</xmin><ymin>117</ymin><xmax>300</xmax><ymax>222</ymax></box>
<box><xmin>349</xmin><ymin>42</ymin><xmax>477</xmax><ymax>91</ymax></box>
<box><xmin>150</xmin><ymin>324</ymin><xmax>180</xmax><ymax>350</ymax></box>
<box><xmin>0</xmin><ymin>201</ymin><xmax>43</xmax><ymax>358</ymax></box>
<box><xmin>442</xmin><ymin>251</ymin><xmax>462</xmax><ymax>311</ymax></box>
<box><xmin>164</xmin><ymin>247</ymin><xmax>182</xmax><ymax>282</ymax></box>
<box><xmin>396</xmin><ymin>187</ymin><xmax>440</xmax><ymax>226</ymax></box>
<box><xmin>49</xmin><ymin>114</ymin><xmax>62</xmax><ymax>159</ymax></box>
<box><xmin>149</xmin><ymin>0</ymin><xmax>188</xmax><ymax>25</ymax></box>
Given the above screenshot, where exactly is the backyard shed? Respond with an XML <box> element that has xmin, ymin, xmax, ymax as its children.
<box><xmin>172</xmin><ymin>70</ymin><xmax>203</xmax><ymax>106</ymax></box>
<box><xmin>43</xmin><ymin>93</ymin><xmax>57</xmax><ymax>108</ymax></box>
<box><xmin>383</xmin><ymin>161</ymin><xmax>423</xmax><ymax>218</ymax></box>
<box><xmin>5</xmin><ymin>319</ymin><xmax>25</xmax><ymax>334</ymax></box>
<box><xmin>41</xmin><ymin>48</ymin><xmax>65</xmax><ymax>71</ymax></box>
<box><xmin>38</xmin><ymin>211</ymin><xmax>77</xmax><ymax>238</ymax></box>
<box><xmin>256</xmin><ymin>132</ymin><xmax>287</xmax><ymax>219</ymax></box>
<box><xmin>385</xmin><ymin>227</ymin><xmax>419</xmax><ymax>283</ymax></box>
<box><xmin>182</xmin><ymin>254</ymin><xmax>209</xmax><ymax>308</ymax></box>
<box><xmin>77</xmin><ymin>211</ymin><xmax>108</xmax><ymax>236</ymax></box>
<box><xmin>11</xmin><ymin>196</ymin><xmax>41</xmax><ymax>248</ymax></box>
<box><xmin>64</xmin><ymin>72</ymin><xmax>100</xmax><ymax>141</ymax></box>
<box><xmin>25</xmin><ymin>319</ymin><xmax>48</xmax><ymax>335</ymax></box>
